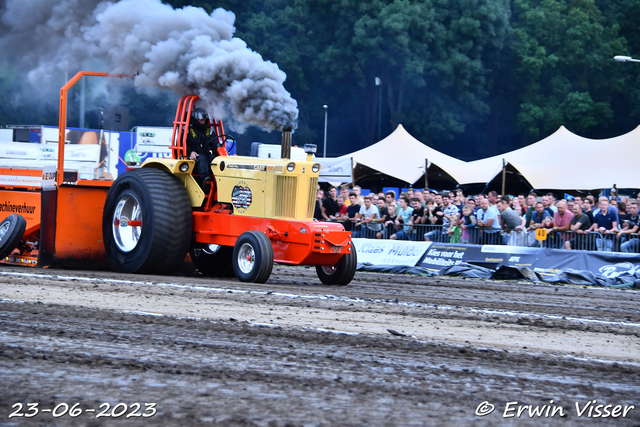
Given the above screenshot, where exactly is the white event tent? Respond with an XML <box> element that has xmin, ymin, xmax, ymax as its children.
<box><xmin>337</xmin><ymin>124</ymin><xmax>640</xmax><ymax>191</ymax></box>
<box><xmin>445</xmin><ymin>125</ymin><xmax>640</xmax><ymax>190</ymax></box>
<box><xmin>336</xmin><ymin>124</ymin><xmax>465</xmax><ymax>185</ymax></box>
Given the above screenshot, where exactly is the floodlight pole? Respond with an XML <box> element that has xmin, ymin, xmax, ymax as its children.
<box><xmin>502</xmin><ymin>158</ymin><xmax>506</xmax><ymax>196</ymax></box>
<box><xmin>375</xmin><ymin>77</ymin><xmax>382</xmax><ymax>141</ymax></box>
<box><xmin>614</xmin><ymin>55</ymin><xmax>640</xmax><ymax>63</ymax></box>
<box><xmin>323</xmin><ymin>105</ymin><xmax>328</xmax><ymax>158</ymax></box>
<box><xmin>424</xmin><ymin>158</ymin><xmax>429</xmax><ymax>191</ymax></box>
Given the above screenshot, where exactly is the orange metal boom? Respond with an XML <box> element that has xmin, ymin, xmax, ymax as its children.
<box><xmin>57</xmin><ymin>71</ymin><xmax>133</xmax><ymax>187</ymax></box>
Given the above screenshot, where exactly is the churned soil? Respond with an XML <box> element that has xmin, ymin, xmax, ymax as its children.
<box><xmin>0</xmin><ymin>265</ymin><xmax>638</xmax><ymax>426</ymax></box>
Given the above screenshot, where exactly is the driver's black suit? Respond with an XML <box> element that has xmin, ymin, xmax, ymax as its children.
<box><xmin>186</xmin><ymin>122</ymin><xmax>216</xmax><ymax>188</ymax></box>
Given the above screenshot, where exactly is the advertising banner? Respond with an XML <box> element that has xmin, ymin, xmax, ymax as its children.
<box><xmin>36</xmin><ymin>143</ymin><xmax>101</xmax><ymax>162</ymax></box>
<box><xmin>523</xmin><ymin>251</ymin><xmax>583</xmax><ymax>276</ymax></box>
<box><xmin>578</xmin><ymin>252</ymin><xmax>640</xmax><ymax>280</ymax></box>
<box><xmin>0</xmin><ymin>174</ymin><xmax>41</xmax><ymax>188</ymax></box>
<box><xmin>416</xmin><ymin>242</ymin><xmax>640</xmax><ymax>277</ymax></box>
<box><xmin>0</xmin><ymin>189</ymin><xmax>40</xmax><ymax>227</ymax></box>
<box><xmin>353</xmin><ymin>238</ymin><xmax>431</xmax><ymax>267</ymax></box>
<box><xmin>0</xmin><ymin>129</ymin><xmax>12</xmax><ymax>142</ymax></box>
<box><xmin>0</xmin><ymin>142</ymin><xmax>38</xmax><ymax>160</ymax></box>
<box><xmin>318</xmin><ymin>157</ymin><xmax>353</xmax><ymax>183</ymax></box>
<box><xmin>135</xmin><ymin>127</ymin><xmax>174</xmax><ymax>156</ymax></box>
<box><xmin>40</xmin><ymin>127</ymin><xmax>120</xmax><ymax>179</ymax></box>
<box><xmin>480</xmin><ymin>245</ymin><xmax>564</xmax><ymax>273</ymax></box>
<box><xmin>418</xmin><ymin>243</ymin><xmax>585</xmax><ymax>274</ymax></box>
<box><xmin>418</xmin><ymin>244</ymin><xmax>477</xmax><ymax>272</ymax></box>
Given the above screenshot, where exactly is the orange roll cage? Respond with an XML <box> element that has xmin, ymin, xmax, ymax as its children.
<box><xmin>170</xmin><ymin>95</ymin><xmax>229</xmax><ymax>160</ymax></box>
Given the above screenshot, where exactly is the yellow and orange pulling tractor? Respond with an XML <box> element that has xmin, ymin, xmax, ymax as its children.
<box><xmin>103</xmin><ymin>95</ymin><xmax>357</xmax><ymax>284</ymax></box>
<box><xmin>0</xmin><ymin>71</ymin><xmax>356</xmax><ymax>284</ymax></box>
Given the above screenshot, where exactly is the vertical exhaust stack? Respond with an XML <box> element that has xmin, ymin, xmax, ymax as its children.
<box><xmin>281</xmin><ymin>127</ymin><xmax>292</xmax><ymax>159</ymax></box>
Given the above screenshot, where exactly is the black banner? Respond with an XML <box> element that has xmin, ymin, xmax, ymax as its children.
<box><xmin>417</xmin><ymin>243</ymin><xmax>640</xmax><ymax>278</ymax></box>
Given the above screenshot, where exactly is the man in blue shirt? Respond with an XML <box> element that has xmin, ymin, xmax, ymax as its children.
<box><xmin>590</xmin><ymin>199</ymin><xmax>618</xmax><ymax>233</ymax></box>
<box><xmin>590</xmin><ymin>199</ymin><xmax>618</xmax><ymax>251</ymax></box>
<box><xmin>527</xmin><ymin>202</ymin><xmax>551</xmax><ymax>228</ymax></box>
<box><xmin>390</xmin><ymin>196</ymin><xmax>414</xmax><ymax>240</ymax></box>
<box><xmin>526</xmin><ymin>202</ymin><xmax>552</xmax><ymax>247</ymax></box>
<box><xmin>593</xmin><ymin>196</ymin><xmax>620</xmax><ymax>225</ymax></box>
<box><xmin>477</xmin><ymin>198</ymin><xmax>501</xmax><ymax>245</ymax></box>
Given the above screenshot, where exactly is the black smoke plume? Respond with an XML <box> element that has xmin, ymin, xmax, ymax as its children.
<box><xmin>0</xmin><ymin>0</ymin><xmax>298</xmax><ymax>131</ymax></box>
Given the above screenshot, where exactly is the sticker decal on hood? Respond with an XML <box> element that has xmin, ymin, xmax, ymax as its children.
<box><xmin>231</xmin><ymin>181</ymin><xmax>252</xmax><ymax>213</ymax></box>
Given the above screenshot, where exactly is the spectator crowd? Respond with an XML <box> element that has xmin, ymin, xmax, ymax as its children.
<box><xmin>313</xmin><ymin>185</ymin><xmax>640</xmax><ymax>253</ymax></box>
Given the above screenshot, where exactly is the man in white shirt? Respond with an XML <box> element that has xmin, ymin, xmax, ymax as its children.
<box><xmin>355</xmin><ymin>195</ymin><xmax>380</xmax><ymax>238</ymax></box>
<box><xmin>477</xmin><ymin>198</ymin><xmax>501</xmax><ymax>245</ymax></box>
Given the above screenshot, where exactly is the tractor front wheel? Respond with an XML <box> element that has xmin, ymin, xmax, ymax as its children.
<box><xmin>232</xmin><ymin>230</ymin><xmax>274</xmax><ymax>283</ymax></box>
<box><xmin>315</xmin><ymin>245</ymin><xmax>357</xmax><ymax>285</ymax></box>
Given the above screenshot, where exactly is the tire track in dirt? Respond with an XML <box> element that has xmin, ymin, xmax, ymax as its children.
<box><xmin>0</xmin><ymin>265</ymin><xmax>639</xmax><ymax>425</ymax></box>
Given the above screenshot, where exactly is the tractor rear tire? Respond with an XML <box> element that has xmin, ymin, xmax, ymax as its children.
<box><xmin>0</xmin><ymin>214</ymin><xmax>26</xmax><ymax>259</ymax></box>
<box><xmin>102</xmin><ymin>168</ymin><xmax>192</xmax><ymax>275</ymax></box>
<box><xmin>315</xmin><ymin>245</ymin><xmax>357</xmax><ymax>285</ymax></box>
<box><xmin>190</xmin><ymin>244</ymin><xmax>236</xmax><ymax>277</ymax></box>
<box><xmin>232</xmin><ymin>230</ymin><xmax>274</xmax><ymax>283</ymax></box>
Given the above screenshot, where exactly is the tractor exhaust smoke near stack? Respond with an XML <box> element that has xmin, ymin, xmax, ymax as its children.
<box><xmin>0</xmin><ymin>0</ymin><xmax>298</xmax><ymax>132</ymax></box>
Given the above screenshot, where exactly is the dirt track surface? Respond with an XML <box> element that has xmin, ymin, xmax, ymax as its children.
<box><xmin>0</xmin><ymin>265</ymin><xmax>639</xmax><ymax>426</ymax></box>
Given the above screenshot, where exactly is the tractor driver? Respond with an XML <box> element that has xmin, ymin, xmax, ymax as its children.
<box><xmin>187</xmin><ymin>107</ymin><xmax>217</xmax><ymax>189</ymax></box>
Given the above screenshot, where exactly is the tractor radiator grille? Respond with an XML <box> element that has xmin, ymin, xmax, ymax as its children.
<box><xmin>307</xmin><ymin>177</ymin><xmax>318</xmax><ymax>219</ymax></box>
<box><xmin>275</xmin><ymin>175</ymin><xmax>297</xmax><ymax>218</ymax></box>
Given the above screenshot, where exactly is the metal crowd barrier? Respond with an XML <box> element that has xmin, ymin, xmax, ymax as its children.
<box><xmin>525</xmin><ymin>230</ymin><xmax>640</xmax><ymax>252</ymax></box>
<box><xmin>345</xmin><ymin>220</ymin><xmax>640</xmax><ymax>253</ymax></box>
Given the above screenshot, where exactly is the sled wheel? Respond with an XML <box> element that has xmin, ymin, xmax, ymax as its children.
<box><xmin>316</xmin><ymin>244</ymin><xmax>357</xmax><ymax>285</ymax></box>
<box><xmin>190</xmin><ymin>244</ymin><xmax>236</xmax><ymax>277</ymax></box>
<box><xmin>0</xmin><ymin>214</ymin><xmax>26</xmax><ymax>259</ymax></box>
<box><xmin>102</xmin><ymin>168</ymin><xmax>192</xmax><ymax>274</ymax></box>
<box><xmin>232</xmin><ymin>230</ymin><xmax>274</xmax><ymax>283</ymax></box>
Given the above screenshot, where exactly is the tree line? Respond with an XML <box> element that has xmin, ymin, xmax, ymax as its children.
<box><xmin>1</xmin><ymin>0</ymin><xmax>639</xmax><ymax>160</ymax></box>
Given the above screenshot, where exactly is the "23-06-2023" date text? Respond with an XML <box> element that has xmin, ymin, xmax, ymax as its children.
<box><xmin>9</xmin><ymin>402</ymin><xmax>157</xmax><ymax>419</ymax></box>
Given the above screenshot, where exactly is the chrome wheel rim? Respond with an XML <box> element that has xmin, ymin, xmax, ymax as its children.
<box><xmin>113</xmin><ymin>194</ymin><xmax>142</xmax><ymax>253</ymax></box>
<box><xmin>0</xmin><ymin>221</ymin><xmax>10</xmax><ymax>242</ymax></box>
<box><xmin>237</xmin><ymin>243</ymin><xmax>255</xmax><ymax>274</ymax></box>
<box><xmin>321</xmin><ymin>264</ymin><xmax>337</xmax><ymax>275</ymax></box>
